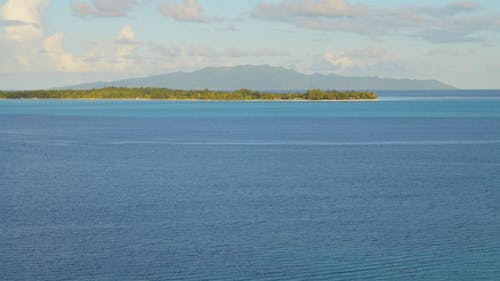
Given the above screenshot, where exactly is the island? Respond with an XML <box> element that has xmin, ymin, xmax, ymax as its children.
<box><xmin>0</xmin><ymin>87</ymin><xmax>377</xmax><ymax>101</ymax></box>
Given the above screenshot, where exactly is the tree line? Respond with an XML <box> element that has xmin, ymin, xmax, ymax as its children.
<box><xmin>0</xmin><ymin>87</ymin><xmax>377</xmax><ymax>100</ymax></box>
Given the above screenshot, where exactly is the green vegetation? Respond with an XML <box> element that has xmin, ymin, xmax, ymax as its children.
<box><xmin>0</xmin><ymin>87</ymin><xmax>377</xmax><ymax>100</ymax></box>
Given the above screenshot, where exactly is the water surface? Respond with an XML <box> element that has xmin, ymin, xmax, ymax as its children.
<box><xmin>1</xmin><ymin>90</ymin><xmax>500</xmax><ymax>280</ymax></box>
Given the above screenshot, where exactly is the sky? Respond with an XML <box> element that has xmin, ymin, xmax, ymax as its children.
<box><xmin>0</xmin><ymin>0</ymin><xmax>499</xmax><ymax>89</ymax></box>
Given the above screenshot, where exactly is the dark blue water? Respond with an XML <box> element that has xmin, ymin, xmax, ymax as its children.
<box><xmin>1</xmin><ymin>90</ymin><xmax>500</xmax><ymax>280</ymax></box>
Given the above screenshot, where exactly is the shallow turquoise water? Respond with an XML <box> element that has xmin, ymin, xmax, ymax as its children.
<box><xmin>2</xmin><ymin>97</ymin><xmax>500</xmax><ymax>118</ymax></box>
<box><xmin>1</xmin><ymin>90</ymin><xmax>500</xmax><ymax>280</ymax></box>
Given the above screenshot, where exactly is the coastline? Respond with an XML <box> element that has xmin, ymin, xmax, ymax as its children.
<box><xmin>0</xmin><ymin>97</ymin><xmax>378</xmax><ymax>102</ymax></box>
<box><xmin>0</xmin><ymin>88</ymin><xmax>378</xmax><ymax>101</ymax></box>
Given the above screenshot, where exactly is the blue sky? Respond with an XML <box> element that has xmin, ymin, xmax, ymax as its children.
<box><xmin>1</xmin><ymin>0</ymin><xmax>499</xmax><ymax>89</ymax></box>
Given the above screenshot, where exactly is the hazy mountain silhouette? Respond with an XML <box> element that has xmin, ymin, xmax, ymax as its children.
<box><xmin>66</xmin><ymin>65</ymin><xmax>455</xmax><ymax>90</ymax></box>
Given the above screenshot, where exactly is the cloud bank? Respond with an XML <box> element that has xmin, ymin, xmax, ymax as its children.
<box><xmin>1</xmin><ymin>0</ymin><xmax>499</xmax><ymax>89</ymax></box>
<box><xmin>251</xmin><ymin>0</ymin><xmax>500</xmax><ymax>42</ymax></box>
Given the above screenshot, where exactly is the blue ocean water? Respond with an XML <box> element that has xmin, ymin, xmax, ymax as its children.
<box><xmin>1</xmin><ymin>90</ymin><xmax>500</xmax><ymax>280</ymax></box>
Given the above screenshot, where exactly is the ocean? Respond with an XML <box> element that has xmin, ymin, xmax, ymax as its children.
<box><xmin>1</xmin><ymin>90</ymin><xmax>500</xmax><ymax>280</ymax></box>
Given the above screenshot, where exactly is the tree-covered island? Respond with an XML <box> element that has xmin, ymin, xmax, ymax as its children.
<box><xmin>0</xmin><ymin>87</ymin><xmax>377</xmax><ymax>101</ymax></box>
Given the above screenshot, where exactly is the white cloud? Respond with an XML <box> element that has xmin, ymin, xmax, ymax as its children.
<box><xmin>158</xmin><ymin>0</ymin><xmax>222</xmax><ymax>23</ymax></box>
<box><xmin>319</xmin><ymin>48</ymin><xmax>404</xmax><ymax>76</ymax></box>
<box><xmin>323</xmin><ymin>52</ymin><xmax>357</xmax><ymax>67</ymax></box>
<box><xmin>0</xmin><ymin>0</ymin><xmax>50</xmax><ymax>73</ymax></box>
<box><xmin>0</xmin><ymin>0</ymin><xmax>144</xmax><ymax>75</ymax></box>
<box><xmin>116</xmin><ymin>25</ymin><xmax>139</xmax><ymax>45</ymax></box>
<box><xmin>0</xmin><ymin>0</ymin><xmax>48</xmax><ymax>24</ymax></box>
<box><xmin>118</xmin><ymin>26</ymin><xmax>135</xmax><ymax>41</ymax></box>
<box><xmin>47</xmin><ymin>26</ymin><xmax>144</xmax><ymax>73</ymax></box>
<box><xmin>72</xmin><ymin>0</ymin><xmax>145</xmax><ymax>18</ymax></box>
<box><xmin>322</xmin><ymin>48</ymin><xmax>391</xmax><ymax>68</ymax></box>
<box><xmin>0</xmin><ymin>0</ymin><xmax>48</xmax><ymax>41</ymax></box>
<box><xmin>115</xmin><ymin>26</ymin><xmax>140</xmax><ymax>65</ymax></box>
<box><xmin>43</xmin><ymin>33</ymin><xmax>88</xmax><ymax>72</ymax></box>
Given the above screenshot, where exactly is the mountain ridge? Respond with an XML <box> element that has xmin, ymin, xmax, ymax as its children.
<box><xmin>65</xmin><ymin>65</ymin><xmax>455</xmax><ymax>91</ymax></box>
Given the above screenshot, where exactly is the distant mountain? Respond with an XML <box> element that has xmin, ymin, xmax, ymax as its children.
<box><xmin>66</xmin><ymin>65</ymin><xmax>455</xmax><ymax>91</ymax></box>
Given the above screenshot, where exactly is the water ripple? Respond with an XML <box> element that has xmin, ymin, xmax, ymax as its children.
<box><xmin>105</xmin><ymin>139</ymin><xmax>500</xmax><ymax>146</ymax></box>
